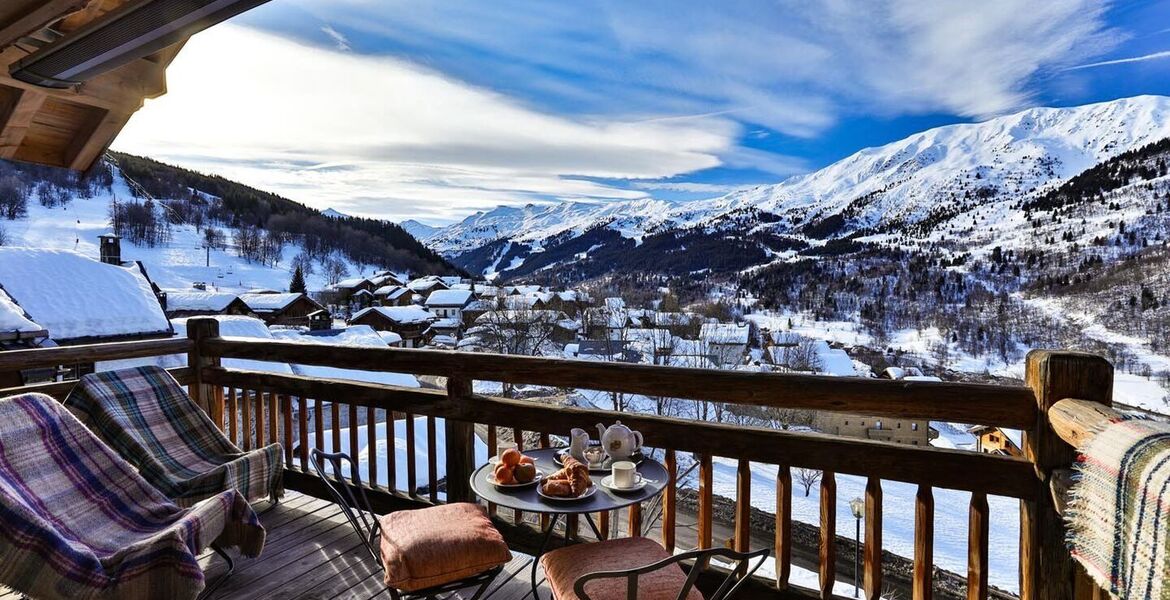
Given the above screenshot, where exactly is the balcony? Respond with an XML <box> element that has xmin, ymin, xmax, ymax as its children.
<box><xmin>0</xmin><ymin>317</ymin><xmax>1119</xmax><ymax>599</ymax></box>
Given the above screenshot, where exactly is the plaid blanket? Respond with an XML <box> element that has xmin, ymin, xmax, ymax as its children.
<box><xmin>65</xmin><ymin>365</ymin><xmax>283</xmax><ymax>507</ymax></box>
<box><xmin>0</xmin><ymin>393</ymin><xmax>265</xmax><ymax>600</ymax></box>
<box><xmin>1068</xmin><ymin>417</ymin><xmax>1170</xmax><ymax>599</ymax></box>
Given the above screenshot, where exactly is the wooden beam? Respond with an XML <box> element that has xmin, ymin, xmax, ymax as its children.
<box><xmin>201</xmin><ymin>366</ymin><xmax>1041</xmax><ymax>499</ymax></box>
<box><xmin>0</xmin><ymin>366</ymin><xmax>191</xmax><ymax>400</ymax></box>
<box><xmin>67</xmin><ymin>106</ymin><xmax>131</xmax><ymax>171</ymax></box>
<box><xmin>203</xmin><ymin>337</ymin><xmax>1038</xmax><ymax>428</ymax></box>
<box><xmin>1048</xmin><ymin>398</ymin><xmax>1122</xmax><ymax>449</ymax></box>
<box><xmin>0</xmin><ymin>337</ymin><xmax>191</xmax><ymax>373</ymax></box>
<box><xmin>0</xmin><ymin>87</ymin><xmax>46</xmax><ymax>158</ymax></box>
<box><xmin>0</xmin><ymin>0</ymin><xmax>90</xmax><ymax>49</ymax></box>
<box><xmin>1021</xmin><ymin>350</ymin><xmax>1113</xmax><ymax>600</ymax></box>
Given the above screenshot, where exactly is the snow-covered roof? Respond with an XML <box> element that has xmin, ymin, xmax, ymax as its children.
<box><xmin>171</xmin><ymin>316</ymin><xmax>294</xmax><ymax>375</ymax></box>
<box><xmin>425</xmin><ymin>289</ymin><xmax>473</xmax><ymax>307</ymax></box>
<box><xmin>165</xmin><ymin>291</ymin><xmax>243</xmax><ymax>312</ymax></box>
<box><xmin>430</xmin><ymin>334</ymin><xmax>458</xmax><ymax>347</ymax></box>
<box><xmin>407</xmin><ymin>277</ymin><xmax>448</xmax><ymax>292</ymax></box>
<box><xmin>0</xmin><ymin>287</ymin><xmax>42</xmax><ymax>333</ymax></box>
<box><xmin>0</xmin><ymin>248</ymin><xmax>170</xmax><ymax>342</ymax></box>
<box><xmin>238</xmin><ymin>292</ymin><xmax>304</xmax><ymax>312</ymax></box>
<box><xmin>700</xmin><ymin>323</ymin><xmax>750</xmax><ymax>345</ymax></box>
<box><xmin>330</xmin><ymin>277</ymin><xmax>370</xmax><ymax>290</ymax></box>
<box><xmin>369</xmin><ymin>273</ymin><xmax>404</xmax><ymax>287</ymax></box>
<box><xmin>503</xmin><ymin>295</ymin><xmax>542</xmax><ymax>310</ymax></box>
<box><xmin>270</xmin><ymin>325</ymin><xmax>418</xmax><ymax>388</ymax></box>
<box><xmin>811</xmin><ymin>340</ymin><xmax>859</xmax><ymax>376</ymax></box>
<box><xmin>556</xmin><ymin>291</ymin><xmax>580</xmax><ymax>302</ymax></box>
<box><xmin>374</xmin><ymin>285</ymin><xmax>409</xmax><ymax>299</ymax></box>
<box><xmin>352</xmin><ymin>305</ymin><xmax>436</xmax><ymax>325</ymax></box>
<box><xmin>432</xmin><ymin>317</ymin><xmax>461</xmax><ymax>329</ymax></box>
<box><xmin>378</xmin><ymin>331</ymin><xmax>403</xmax><ymax>345</ymax></box>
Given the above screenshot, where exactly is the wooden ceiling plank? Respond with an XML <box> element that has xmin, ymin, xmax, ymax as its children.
<box><xmin>0</xmin><ymin>0</ymin><xmax>90</xmax><ymax>49</ymax></box>
<box><xmin>0</xmin><ymin>87</ymin><xmax>48</xmax><ymax>159</ymax></box>
<box><xmin>67</xmin><ymin>106</ymin><xmax>131</xmax><ymax>171</ymax></box>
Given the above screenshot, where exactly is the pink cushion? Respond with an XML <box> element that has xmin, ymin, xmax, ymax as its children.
<box><xmin>379</xmin><ymin>503</ymin><xmax>511</xmax><ymax>592</ymax></box>
<box><xmin>540</xmin><ymin>537</ymin><xmax>705</xmax><ymax>600</ymax></box>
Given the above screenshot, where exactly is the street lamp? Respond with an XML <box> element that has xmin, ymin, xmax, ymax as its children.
<box><xmin>849</xmin><ymin>496</ymin><xmax>865</xmax><ymax>598</ymax></box>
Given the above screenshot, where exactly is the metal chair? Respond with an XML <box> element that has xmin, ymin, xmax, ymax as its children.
<box><xmin>572</xmin><ymin>546</ymin><xmax>769</xmax><ymax>600</ymax></box>
<box><xmin>309</xmin><ymin>449</ymin><xmax>503</xmax><ymax>600</ymax></box>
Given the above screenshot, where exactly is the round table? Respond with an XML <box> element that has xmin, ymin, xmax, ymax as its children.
<box><xmin>469</xmin><ymin>447</ymin><xmax>669</xmax><ymax>600</ymax></box>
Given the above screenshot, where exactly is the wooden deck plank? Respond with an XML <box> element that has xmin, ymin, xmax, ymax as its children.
<box><xmin>194</xmin><ymin>491</ymin><xmax>544</xmax><ymax>600</ymax></box>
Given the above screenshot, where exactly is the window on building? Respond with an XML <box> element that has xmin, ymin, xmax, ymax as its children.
<box><xmin>912</xmin><ymin>423</ymin><xmax>918</xmax><ymax>431</ymax></box>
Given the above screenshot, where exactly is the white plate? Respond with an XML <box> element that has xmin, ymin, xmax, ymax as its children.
<box><xmin>537</xmin><ymin>483</ymin><xmax>597</xmax><ymax>501</ymax></box>
<box><xmin>488</xmin><ymin>469</ymin><xmax>543</xmax><ymax>489</ymax></box>
<box><xmin>600</xmin><ymin>475</ymin><xmax>647</xmax><ymax>493</ymax></box>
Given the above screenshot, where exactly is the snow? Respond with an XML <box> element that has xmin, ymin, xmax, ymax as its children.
<box><xmin>269</xmin><ymin>326</ymin><xmax>419</xmax><ymax>388</ymax></box>
<box><xmin>0</xmin><ymin>288</ymin><xmax>42</xmax><ymax>333</ymax></box>
<box><xmin>378</xmin><ymin>331</ymin><xmax>403</xmax><ymax>345</ymax></box>
<box><xmin>164</xmin><ymin>290</ymin><xmax>242</xmax><ymax>312</ymax></box>
<box><xmin>352</xmin><ymin>305</ymin><xmax>435</xmax><ymax>325</ymax></box>
<box><xmin>425</xmin><ymin>289</ymin><xmax>473</xmax><ymax>307</ymax></box>
<box><xmin>0</xmin><ymin>248</ymin><xmax>171</xmax><ymax>342</ymax></box>
<box><xmin>812</xmin><ymin>340</ymin><xmax>860</xmax><ymax>376</ymax></box>
<box><xmin>320</xmin><ymin>415</ymin><xmax>489</xmax><ymax>493</ymax></box>
<box><xmin>174</xmin><ymin>316</ymin><xmax>294</xmax><ymax>374</ymax></box>
<box><xmin>238</xmin><ymin>292</ymin><xmax>302</xmax><ymax>312</ymax></box>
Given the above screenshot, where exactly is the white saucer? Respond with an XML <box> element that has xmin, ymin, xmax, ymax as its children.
<box><xmin>600</xmin><ymin>475</ymin><xmax>646</xmax><ymax>493</ymax></box>
<box><xmin>537</xmin><ymin>483</ymin><xmax>597</xmax><ymax>501</ymax></box>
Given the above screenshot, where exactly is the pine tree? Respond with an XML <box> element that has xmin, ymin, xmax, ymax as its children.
<box><xmin>290</xmin><ymin>265</ymin><xmax>307</xmax><ymax>294</ymax></box>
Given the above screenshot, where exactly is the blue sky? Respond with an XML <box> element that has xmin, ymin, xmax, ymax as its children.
<box><xmin>114</xmin><ymin>0</ymin><xmax>1170</xmax><ymax>224</ymax></box>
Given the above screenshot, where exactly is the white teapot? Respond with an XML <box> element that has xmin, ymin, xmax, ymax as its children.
<box><xmin>596</xmin><ymin>421</ymin><xmax>643</xmax><ymax>460</ymax></box>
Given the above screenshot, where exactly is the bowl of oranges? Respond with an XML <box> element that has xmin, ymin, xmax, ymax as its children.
<box><xmin>488</xmin><ymin>448</ymin><xmax>542</xmax><ymax>488</ymax></box>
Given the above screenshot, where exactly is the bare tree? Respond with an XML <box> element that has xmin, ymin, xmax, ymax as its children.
<box><xmin>795</xmin><ymin>467</ymin><xmax>822</xmax><ymax>497</ymax></box>
<box><xmin>322</xmin><ymin>255</ymin><xmax>350</xmax><ymax>285</ymax></box>
<box><xmin>470</xmin><ymin>309</ymin><xmax>560</xmax><ymax>395</ymax></box>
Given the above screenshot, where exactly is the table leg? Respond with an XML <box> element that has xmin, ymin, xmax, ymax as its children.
<box><xmin>531</xmin><ymin>513</ymin><xmax>561</xmax><ymax>600</ymax></box>
<box><xmin>583</xmin><ymin>513</ymin><xmax>605</xmax><ymax>540</ymax></box>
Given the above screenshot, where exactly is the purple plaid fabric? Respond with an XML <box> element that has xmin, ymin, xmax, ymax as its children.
<box><xmin>65</xmin><ymin>365</ymin><xmax>283</xmax><ymax>507</ymax></box>
<box><xmin>0</xmin><ymin>393</ymin><xmax>265</xmax><ymax>600</ymax></box>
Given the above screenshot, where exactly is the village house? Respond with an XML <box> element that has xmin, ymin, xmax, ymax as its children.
<box><xmin>699</xmin><ymin>322</ymin><xmax>751</xmax><ymax>367</ymax></box>
<box><xmin>238</xmin><ymin>292</ymin><xmax>330</xmax><ymax>329</ymax></box>
<box><xmin>349</xmin><ymin>305</ymin><xmax>437</xmax><ymax>348</ymax></box>
<box><xmin>163</xmin><ymin>290</ymin><xmax>257</xmax><ymax>319</ymax></box>
<box><xmin>968</xmin><ymin>425</ymin><xmax>1024</xmax><ymax>457</ymax></box>
<box><xmin>0</xmin><ymin>247</ymin><xmax>173</xmax><ymax>385</ymax></box>
<box><xmin>373</xmin><ymin>285</ymin><xmax>413</xmax><ymax>306</ymax></box>
<box><xmin>814</xmin><ymin>355</ymin><xmax>938</xmax><ymax>446</ymax></box>
<box><xmin>406</xmin><ymin>276</ymin><xmax>450</xmax><ymax>301</ymax></box>
<box><xmin>369</xmin><ymin>271</ymin><xmax>405</xmax><ymax>289</ymax></box>
<box><xmin>424</xmin><ymin>289</ymin><xmax>474</xmax><ymax>321</ymax></box>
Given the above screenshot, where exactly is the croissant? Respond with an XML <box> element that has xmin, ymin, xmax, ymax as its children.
<box><xmin>543</xmin><ymin>456</ymin><xmax>592</xmax><ymax>497</ymax></box>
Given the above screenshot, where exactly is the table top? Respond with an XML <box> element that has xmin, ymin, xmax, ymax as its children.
<box><xmin>470</xmin><ymin>447</ymin><xmax>668</xmax><ymax>514</ymax></box>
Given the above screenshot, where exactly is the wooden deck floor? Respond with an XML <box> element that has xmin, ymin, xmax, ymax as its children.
<box><xmin>1</xmin><ymin>491</ymin><xmax>548</xmax><ymax>600</ymax></box>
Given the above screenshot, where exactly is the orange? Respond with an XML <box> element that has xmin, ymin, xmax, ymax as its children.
<box><xmin>501</xmin><ymin>448</ymin><xmax>522</xmax><ymax>467</ymax></box>
<box><xmin>519</xmin><ymin>455</ymin><xmax>535</xmax><ymax>465</ymax></box>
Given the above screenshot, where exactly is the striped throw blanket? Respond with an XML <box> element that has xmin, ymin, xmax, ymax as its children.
<box><xmin>1068</xmin><ymin>417</ymin><xmax>1170</xmax><ymax>599</ymax></box>
<box><xmin>65</xmin><ymin>365</ymin><xmax>283</xmax><ymax>507</ymax></box>
<box><xmin>0</xmin><ymin>393</ymin><xmax>265</xmax><ymax>600</ymax></box>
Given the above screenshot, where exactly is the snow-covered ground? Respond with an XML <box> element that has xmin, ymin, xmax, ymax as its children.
<box><xmin>2</xmin><ymin>169</ymin><xmax>370</xmax><ymax>293</ymax></box>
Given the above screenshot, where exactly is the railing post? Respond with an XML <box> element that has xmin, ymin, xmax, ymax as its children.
<box><xmin>186</xmin><ymin>317</ymin><xmax>220</xmax><ymax>419</ymax></box>
<box><xmin>1021</xmin><ymin>350</ymin><xmax>1112</xmax><ymax>600</ymax></box>
<box><xmin>445</xmin><ymin>376</ymin><xmax>476</xmax><ymax>504</ymax></box>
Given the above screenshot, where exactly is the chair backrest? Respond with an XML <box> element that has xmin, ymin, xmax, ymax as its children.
<box><xmin>309</xmin><ymin>449</ymin><xmax>381</xmax><ymax>565</ymax></box>
<box><xmin>573</xmin><ymin>546</ymin><xmax>769</xmax><ymax>600</ymax></box>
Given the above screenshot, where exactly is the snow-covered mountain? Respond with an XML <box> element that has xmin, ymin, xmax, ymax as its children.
<box><xmin>321</xmin><ymin>208</ymin><xmax>349</xmax><ymax>219</ymax></box>
<box><xmin>410</xmin><ymin>95</ymin><xmax>1170</xmax><ymax>279</ymax></box>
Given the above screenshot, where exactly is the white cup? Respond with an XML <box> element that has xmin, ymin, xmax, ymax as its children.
<box><xmin>611</xmin><ymin>461</ymin><xmax>641</xmax><ymax>489</ymax></box>
<box><xmin>496</xmin><ymin>441</ymin><xmax>517</xmax><ymax>461</ymax></box>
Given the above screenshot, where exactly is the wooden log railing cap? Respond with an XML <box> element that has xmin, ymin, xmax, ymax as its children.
<box><xmin>1048</xmin><ymin>398</ymin><xmax>1125</xmax><ymax>449</ymax></box>
<box><xmin>0</xmin><ymin>337</ymin><xmax>191</xmax><ymax>373</ymax></box>
<box><xmin>200</xmin><ymin>336</ymin><xmax>1038</xmax><ymax>428</ymax></box>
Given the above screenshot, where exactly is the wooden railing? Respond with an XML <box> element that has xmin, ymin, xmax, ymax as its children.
<box><xmin>0</xmin><ymin>319</ymin><xmax>1122</xmax><ymax>600</ymax></box>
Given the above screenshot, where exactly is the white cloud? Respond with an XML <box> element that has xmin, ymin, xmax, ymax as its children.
<box><xmin>632</xmin><ymin>181</ymin><xmax>751</xmax><ymax>194</ymax></box>
<box><xmin>1065</xmin><ymin>49</ymin><xmax>1170</xmax><ymax>70</ymax></box>
<box><xmin>320</xmin><ymin>25</ymin><xmax>350</xmax><ymax>51</ymax></box>
<box><xmin>113</xmin><ymin>25</ymin><xmax>744</xmax><ymax>222</ymax></box>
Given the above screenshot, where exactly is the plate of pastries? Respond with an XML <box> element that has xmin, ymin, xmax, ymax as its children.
<box><xmin>489</xmin><ymin>449</ymin><xmax>542</xmax><ymax>488</ymax></box>
<box><xmin>538</xmin><ymin>456</ymin><xmax>595</xmax><ymax>500</ymax></box>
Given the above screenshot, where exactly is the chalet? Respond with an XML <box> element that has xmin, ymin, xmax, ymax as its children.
<box><xmin>699</xmin><ymin>322</ymin><xmax>750</xmax><ymax>366</ymax></box>
<box><xmin>369</xmin><ymin>271</ymin><xmax>405</xmax><ymax>288</ymax></box>
<box><xmin>163</xmin><ymin>291</ymin><xmax>256</xmax><ymax>319</ymax></box>
<box><xmin>583</xmin><ymin>306</ymin><xmax>634</xmax><ymax>339</ymax></box>
<box><xmin>374</xmin><ymin>285</ymin><xmax>413</xmax><ymax>306</ymax></box>
<box><xmin>322</xmin><ymin>277</ymin><xmax>376</xmax><ymax>306</ymax></box>
<box><xmin>0</xmin><ymin>248</ymin><xmax>172</xmax><ymax>385</ymax></box>
<box><xmin>238</xmin><ymin>292</ymin><xmax>329</xmax><ymax>328</ymax></box>
<box><xmin>969</xmin><ymin>425</ymin><xmax>1024</xmax><ymax>457</ymax></box>
<box><xmin>503</xmin><ymin>295</ymin><xmax>545</xmax><ymax>311</ymax></box>
<box><xmin>406</xmin><ymin>276</ymin><xmax>449</xmax><ymax>301</ymax></box>
<box><xmin>461</xmin><ymin>299</ymin><xmax>496</xmax><ymax>328</ymax></box>
<box><xmin>349</xmin><ymin>306</ymin><xmax>437</xmax><ymax>348</ymax></box>
<box><xmin>815</xmin><ymin>412</ymin><xmax>936</xmax><ymax>447</ymax></box>
<box><xmin>424</xmin><ymin>289</ymin><xmax>474</xmax><ymax>320</ymax></box>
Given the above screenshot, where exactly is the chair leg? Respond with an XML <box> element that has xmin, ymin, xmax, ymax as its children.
<box><xmin>196</xmin><ymin>544</ymin><xmax>235</xmax><ymax>600</ymax></box>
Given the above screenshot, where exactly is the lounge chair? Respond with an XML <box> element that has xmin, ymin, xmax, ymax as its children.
<box><xmin>311</xmin><ymin>449</ymin><xmax>511</xmax><ymax>600</ymax></box>
<box><xmin>0</xmin><ymin>392</ymin><xmax>265</xmax><ymax>600</ymax></box>
<box><xmin>65</xmin><ymin>365</ymin><xmax>282</xmax><ymax>507</ymax></box>
<box><xmin>542</xmin><ymin>541</ymin><xmax>768</xmax><ymax>600</ymax></box>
